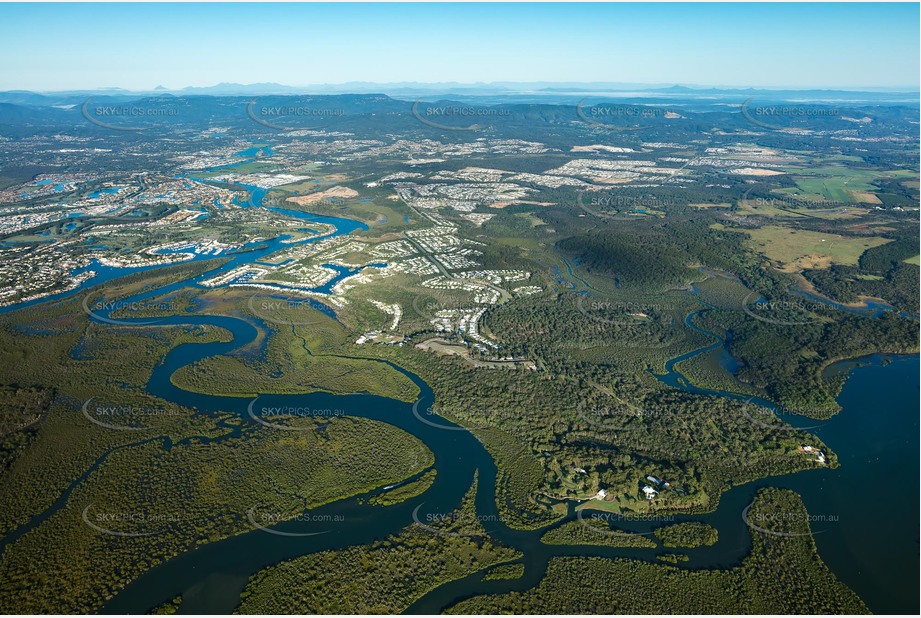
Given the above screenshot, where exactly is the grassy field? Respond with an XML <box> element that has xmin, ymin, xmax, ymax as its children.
<box><xmin>736</xmin><ymin>197</ymin><xmax>870</xmax><ymax>220</ymax></box>
<box><xmin>743</xmin><ymin>225</ymin><xmax>891</xmax><ymax>271</ymax></box>
<box><xmin>778</xmin><ymin>166</ymin><xmax>916</xmax><ymax>204</ymax></box>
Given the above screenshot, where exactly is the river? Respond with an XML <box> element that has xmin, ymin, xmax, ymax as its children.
<box><xmin>87</xmin><ymin>281</ymin><xmax>916</xmax><ymax>615</ymax></box>
<box><xmin>1</xmin><ymin>169</ymin><xmax>917</xmax><ymax>614</ymax></box>
<box><xmin>87</xmin><ymin>243</ymin><xmax>915</xmax><ymax>614</ymax></box>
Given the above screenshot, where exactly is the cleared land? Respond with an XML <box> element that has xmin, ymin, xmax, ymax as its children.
<box><xmin>742</xmin><ymin>226</ymin><xmax>891</xmax><ymax>272</ymax></box>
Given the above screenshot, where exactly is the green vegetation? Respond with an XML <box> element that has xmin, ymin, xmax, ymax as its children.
<box><xmin>708</xmin><ymin>310</ymin><xmax>918</xmax><ymax>417</ymax></box>
<box><xmin>541</xmin><ymin>518</ymin><xmax>657</xmax><ymax>549</ymax></box>
<box><xmin>0</xmin><ymin>269</ymin><xmax>237</xmax><ymax>536</ymax></box>
<box><xmin>672</xmin><ymin>346</ymin><xmax>755</xmax><ymax>396</ymax></box>
<box><xmin>357</xmin><ymin>336</ymin><xmax>839</xmax><ymax>526</ymax></box>
<box><xmin>654</xmin><ymin>522</ymin><xmax>718</xmax><ymax>548</ymax></box>
<box><xmin>0</xmin><ymin>414</ymin><xmax>432</xmax><ymax>613</ymax></box>
<box><xmin>474</xmin><ymin>427</ymin><xmax>563</xmax><ymax>530</ymax></box>
<box><xmin>557</xmin><ymin>222</ymin><xmax>732</xmax><ymax>290</ymax></box>
<box><xmin>742</xmin><ymin>225</ymin><xmax>891</xmax><ymax>270</ymax></box>
<box><xmin>483</xmin><ymin>563</ymin><xmax>525</xmax><ymax>581</ymax></box>
<box><xmin>170</xmin><ymin>290</ymin><xmax>420</xmax><ymax>402</ymax></box>
<box><xmin>236</xmin><ymin>475</ymin><xmax>520</xmax><ymax>614</ymax></box>
<box><xmin>780</xmin><ymin>165</ymin><xmax>915</xmax><ymax>204</ymax></box>
<box><xmin>447</xmin><ymin>488</ymin><xmax>868</xmax><ymax>614</ymax></box>
<box><xmin>368</xmin><ymin>469</ymin><xmax>436</xmax><ymax>506</ymax></box>
<box><xmin>802</xmin><ymin>230</ymin><xmax>920</xmax><ymax>313</ymax></box>
<box><xmin>149</xmin><ymin>595</ymin><xmax>182</xmax><ymax>615</ymax></box>
<box><xmin>0</xmin><ymin>386</ymin><xmax>53</xmax><ymax>474</ymax></box>
<box><xmin>2</xmin><ymin>98</ymin><xmax>917</xmax><ymax>616</ymax></box>
<box><xmin>172</xmin><ymin>352</ymin><xmax>418</xmax><ymax>401</ymax></box>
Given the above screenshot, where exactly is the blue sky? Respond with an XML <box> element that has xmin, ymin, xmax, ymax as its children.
<box><xmin>1</xmin><ymin>3</ymin><xmax>918</xmax><ymax>91</ymax></box>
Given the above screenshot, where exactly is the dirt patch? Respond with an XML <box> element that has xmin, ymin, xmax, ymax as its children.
<box><xmin>729</xmin><ymin>168</ymin><xmax>785</xmax><ymax>176</ymax></box>
<box><xmin>782</xmin><ymin>255</ymin><xmax>834</xmax><ymax>272</ymax></box>
<box><xmin>590</xmin><ymin>177</ymin><xmax>635</xmax><ymax>185</ymax></box>
<box><xmin>287</xmin><ymin>186</ymin><xmax>360</xmax><ymax>205</ymax></box>
<box><xmin>571</xmin><ymin>145</ymin><xmax>635</xmax><ymax>153</ymax></box>
<box><xmin>847</xmin><ymin>189</ymin><xmax>883</xmax><ymax>204</ymax></box>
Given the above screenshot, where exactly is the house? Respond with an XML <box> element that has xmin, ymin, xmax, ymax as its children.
<box><xmin>595</xmin><ymin>489</ymin><xmax>607</xmax><ymax>500</ymax></box>
<box><xmin>801</xmin><ymin>445</ymin><xmax>826</xmax><ymax>464</ymax></box>
<box><xmin>646</xmin><ymin>475</ymin><xmax>662</xmax><ymax>486</ymax></box>
<box><xmin>642</xmin><ymin>486</ymin><xmax>658</xmax><ymax>499</ymax></box>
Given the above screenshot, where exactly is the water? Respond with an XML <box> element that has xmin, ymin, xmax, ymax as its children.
<box><xmin>87</xmin><ymin>187</ymin><xmax>124</xmax><ymax>198</ymax></box>
<box><xmin>4</xmin><ymin>158</ymin><xmax>916</xmax><ymax>613</ymax></box>
<box><xmin>780</xmin><ymin>354</ymin><xmax>919</xmax><ymax>614</ymax></box>
<box><xmin>311</xmin><ymin>262</ymin><xmax>387</xmax><ymax>294</ymax></box>
<box><xmin>2</xmin><ymin>254</ymin><xmax>914</xmax><ymax>613</ymax></box>
<box><xmin>0</xmin><ymin>192</ymin><xmax>365</xmax><ymax>318</ymax></box>
<box><xmin>71</xmin><ymin>273</ymin><xmax>913</xmax><ymax>615</ymax></box>
<box><xmin>648</xmin><ymin>294</ymin><xmax>919</xmax><ymax>613</ymax></box>
<box><xmin>233</xmin><ymin>146</ymin><xmax>272</xmax><ymax>158</ymax></box>
<box><xmin>792</xmin><ymin>287</ymin><xmax>893</xmax><ymax>317</ymax></box>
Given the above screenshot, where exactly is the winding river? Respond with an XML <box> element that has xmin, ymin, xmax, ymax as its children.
<box><xmin>1</xmin><ymin>182</ymin><xmax>917</xmax><ymax>614</ymax></box>
<box><xmin>90</xmin><ymin>231</ymin><xmax>917</xmax><ymax>615</ymax></box>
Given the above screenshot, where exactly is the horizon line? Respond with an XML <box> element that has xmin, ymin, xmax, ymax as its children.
<box><xmin>8</xmin><ymin>81</ymin><xmax>921</xmax><ymax>95</ymax></box>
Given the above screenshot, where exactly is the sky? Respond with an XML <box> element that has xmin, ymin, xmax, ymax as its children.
<box><xmin>0</xmin><ymin>2</ymin><xmax>918</xmax><ymax>91</ymax></box>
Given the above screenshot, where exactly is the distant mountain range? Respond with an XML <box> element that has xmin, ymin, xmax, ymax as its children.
<box><xmin>0</xmin><ymin>82</ymin><xmax>917</xmax><ymax>107</ymax></box>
